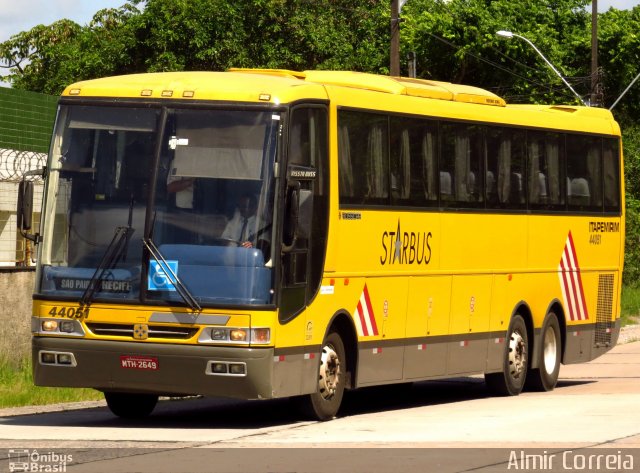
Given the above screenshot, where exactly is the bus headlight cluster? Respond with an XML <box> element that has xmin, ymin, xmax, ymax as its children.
<box><xmin>33</xmin><ymin>318</ymin><xmax>85</xmax><ymax>337</ymax></box>
<box><xmin>198</xmin><ymin>327</ymin><xmax>270</xmax><ymax>345</ymax></box>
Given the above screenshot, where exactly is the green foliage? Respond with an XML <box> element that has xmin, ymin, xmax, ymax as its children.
<box><xmin>621</xmin><ymin>285</ymin><xmax>640</xmax><ymax>326</ymax></box>
<box><xmin>599</xmin><ymin>7</ymin><xmax>640</xmax><ymax>119</ymax></box>
<box><xmin>0</xmin><ymin>358</ymin><xmax>101</xmax><ymax>408</ymax></box>
<box><xmin>0</xmin><ymin>0</ymin><xmax>390</xmax><ymax>94</ymax></box>
<box><xmin>401</xmin><ymin>0</ymin><xmax>592</xmax><ymax>104</ymax></box>
<box><xmin>1</xmin><ymin>0</ymin><xmax>639</xmax><ymax>113</ymax></box>
<box><xmin>623</xmin><ymin>125</ymin><xmax>640</xmax><ymax>286</ymax></box>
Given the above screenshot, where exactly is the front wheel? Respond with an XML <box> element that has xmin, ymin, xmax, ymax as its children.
<box><xmin>485</xmin><ymin>314</ymin><xmax>529</xmax><ymax>396</ymax></box>
<box><xmin>104</xmin><ymin>392</ymin><xmax>158</xmax><ymax>419</ymax></box>
<box><xmin>294</xmin><ymin>332</ymin><xmax>346</xmax><ymax>421</ymax></box>
<box><xmin>525</xmin><ymin>313</ymin><xmax>561</xmax><ymax>392</ymax></box>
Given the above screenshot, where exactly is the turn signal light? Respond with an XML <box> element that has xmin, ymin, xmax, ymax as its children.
<box><xmin>230</xmin><ymin>329</ymin><xmax>247</xmax><ymax>341</ymax></box>
<box><xmin>251</xmin><ymin>328</ymin><xmax>270</xmax><ymax>344</ymax></box>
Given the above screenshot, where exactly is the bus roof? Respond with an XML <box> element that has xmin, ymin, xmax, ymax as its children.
<box><xmin>61</xmin><ymin>69</ymin><xmax>619</xmax><ymax>135</ymax></box>
<box><xmin>62</xmin><ymin>69</ymin><xmax>505</xmax><ymax>107</ymax></box>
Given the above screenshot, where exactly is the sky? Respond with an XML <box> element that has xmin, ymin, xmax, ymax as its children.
<box><xmin>1</xmin><ymin>0</ymin><xmax>639</xmax><ymax>45</ymax></box>
<box><xmin>0</xmin><ymin>0</ymin><xmax>126</xmax><ymax>44</ymax></box>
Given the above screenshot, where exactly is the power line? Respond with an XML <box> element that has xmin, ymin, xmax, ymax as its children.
<box><xmin>426</xmin><ymin>32</ymin><xmax>589</xmax><ymax>101</ymax></box>
<box><xmin>426</xmin><ymin>32</ymin><xmax>552</xmax><ymax>89</ymax></box>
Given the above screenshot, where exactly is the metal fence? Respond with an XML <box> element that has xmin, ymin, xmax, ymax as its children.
<box><xmin>0</xmin><ymin>148</ymin><xmax>45</xmax><ymax>266</ymax></box>
<box><xmin>0</xmin><ymin>148</ymin><xmax>47</xmax><ymax>182</ymax></box>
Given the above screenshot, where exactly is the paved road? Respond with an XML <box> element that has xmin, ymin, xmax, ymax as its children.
<box><xmin>0</xmin><ymin>341</ymin><xmax>638</xmax><ymax>472</ymax></box>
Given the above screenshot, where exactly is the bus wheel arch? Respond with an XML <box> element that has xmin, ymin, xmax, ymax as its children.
<box><xmin>295</xmin><ymin>311</ymin><xmax>357</xmax><ymax>420</ymax></box>
<box><xmin>325</xmin><ymin>311</ymin><xmax>358</xmax><ymax>390</ymax></box>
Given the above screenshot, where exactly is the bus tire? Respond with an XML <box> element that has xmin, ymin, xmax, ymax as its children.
<box><xmin>104</xmin><ymin>392</ymin><xmax>158</xmax><ymax>419</ymax></box>
<box><xmin>525</xmin><ymin>313</ymin><xmax>561</xmax><ymax>392</ymax></box>
<box><xmin>485</xmin><ymin>314</ymin><xmax>528</xmax><ymax>396</ymax></box>
<box><xmin>296</xmin><ymin>331</ymin><xmax>346</xmax><ymax>421</ymax></box>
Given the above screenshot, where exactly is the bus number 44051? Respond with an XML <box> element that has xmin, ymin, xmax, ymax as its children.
<box><xmin>48</xmin><ymin>306</ymin><xmax>90</xmax><ymax>319</ymax></box>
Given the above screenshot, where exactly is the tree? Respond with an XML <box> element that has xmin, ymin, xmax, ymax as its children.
<box><xmin>400</xmin><ymin>0</ymin><xmax>593</xmax><ymax>105</ymax></box>
<box><xmin>0</xmin><ymin>3</ymin><xmax>141</xmax><ymax>94</ymax></box>
<box><xmin>0</xmin><ymin>0</ymin><xmax>390</xmax><ymax>95</ymax></box>
<box><xmin>600</xmin><ymin>6</ymin><xmax>640</xmax><ymax>120</ymax></box>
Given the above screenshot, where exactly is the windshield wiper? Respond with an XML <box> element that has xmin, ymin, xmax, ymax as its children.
<box><xmin>142</xmin><ymin>238</ymin><xmax>202</xmax><ymax>313</ymax></box>
<box><xmin>80</xmin><ymin>225</ymin><xmax>134</xmax><ymax>307</ymax></box>
<box><xmin>80</xmin><ymin>194</ymin><xmax>136</xmax><ymax>307</ymax></box>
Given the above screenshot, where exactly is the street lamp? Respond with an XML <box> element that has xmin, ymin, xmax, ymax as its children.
<box><xmin>496</xmin><ymin>30</ymin><xmax>587</xmax><ymax>106</ymax></box>
<box><xmin>609</xmin><ymin>70</ymin><xmax>640</xmax><ymax>111</ymax></box>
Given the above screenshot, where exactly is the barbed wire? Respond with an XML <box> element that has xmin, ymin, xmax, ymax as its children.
<box><xmin>0</xmin><ymin>148</ymin><xmax>46</xmax><ymax>181</ymax></box>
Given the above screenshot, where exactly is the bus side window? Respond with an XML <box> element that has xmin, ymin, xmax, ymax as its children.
<box><xmin>567</xmin><ymin>135</ymin><xmax>602</xmax><ymax>212</ymax></box>
<box><xmin>440</xmin><ymin>123</ymin><xmax>484</xmax><ymax>208</ymax></box>
<box><xmin>527</xmin><ymin>131</ymin><xmax>564</xmax><ymax>210</ymax></box>
<box><xmin>338</xmin><ymin>111</ymin><xmax>388</xmax><ymax>206</ymax></box>
<box><xmin>603</xmin><ymin>138</ymin><xmax>621</xmax><ymax>212</ymax></box>
<box><xmin>486</xmin><ymin>127</ymin><xmax>525</xmax><ymax>210</ymax></box>
<box><xmin>390</xmin><ymin>116</ymin><xmax>438</xmax><ymax>207</ymax></box>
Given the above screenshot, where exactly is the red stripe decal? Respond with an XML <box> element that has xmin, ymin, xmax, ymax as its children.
<box><xmin>560</xmin><ymin>257</ymin><xmax>576</xmax><ymax>321</ymax></box>
<box><xmin>363</xmin><ymin>284</ymin><xmax>378</xmax><ymax>335</ymax></box>
<box><xmin>356</xmin><ymin>299</ymin><xmax>369</xmax><ymax>337</ymax></box>
<box><xmin>569</xmin><ymin>232</ymin><xmax>589</xmax><ymax>320</ymax></box>
<box><xmin>559</xmin><ymin>232</ymin><xmax>589</xmax><ymax>321</ymax></box>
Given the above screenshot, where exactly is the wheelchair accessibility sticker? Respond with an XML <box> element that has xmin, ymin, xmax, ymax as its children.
<box><xmin>148</xmin><ymin>260</ymin><xmax>178</xmax><ymax>291</ymax></box>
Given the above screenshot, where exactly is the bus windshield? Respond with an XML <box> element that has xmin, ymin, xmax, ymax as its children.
<box><xmin>38</xmin><ymin>105</ymin><xmax>279</xmax><ymax>307</ymax></box>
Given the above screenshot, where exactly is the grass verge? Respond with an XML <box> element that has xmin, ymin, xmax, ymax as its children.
<box><xmin>0</xmin><ymin>359</ymin><xmax>102</xmax><ymax>409</ymax></box>
<box><xmin>621</xmin><ymin>284</ymin><xmax>640</xmax><ymax>327</ymax></box>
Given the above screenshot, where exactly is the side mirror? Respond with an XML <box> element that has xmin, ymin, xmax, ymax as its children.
<box><xmin>16</xmin><ymin>168</ymin><xmax>45</xmax><ymax>243</ymax></box>
<box><xmin>17</xmin><ymin>180</ymin><xmax>34</xmax><ymax>233</ymax></box>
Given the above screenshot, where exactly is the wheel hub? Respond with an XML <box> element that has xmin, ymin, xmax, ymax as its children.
<box><xmin>542</xmin><ymin>327</ymin><xmax>558</xmax><ymax>374</ymax></box>
<box><xmin>508</xmin><ymin>330</ymin><xmax>527</xmax><ymax>379</ymax></box>
<box><xmin>318</xmin><ymin>345</ymin><xmax>341</xmax><ymax>400</ymax></box>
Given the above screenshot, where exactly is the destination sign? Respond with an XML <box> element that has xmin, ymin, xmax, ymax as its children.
<box><xmin>54</xmin><ymin>278</ymin><xmax>132</xmax><ymax>293</ymax></box>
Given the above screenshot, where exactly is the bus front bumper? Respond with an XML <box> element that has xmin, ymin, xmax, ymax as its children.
<box><xmin>32</xmin><ymin>337</ymin><xmax>275</xmax><ymax>399</ymax></box>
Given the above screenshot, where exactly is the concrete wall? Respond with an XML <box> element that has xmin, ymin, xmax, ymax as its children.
<box><xmin>0</xmin><ymin>269</ymin><xmax>34</xmax><ymax>366</ymax></box>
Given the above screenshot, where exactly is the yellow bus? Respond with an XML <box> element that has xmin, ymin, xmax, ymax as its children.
<box><xmin>20</xmin><ymin>70</ymin><xmax>624</xmax><ymax>420</ymax></box>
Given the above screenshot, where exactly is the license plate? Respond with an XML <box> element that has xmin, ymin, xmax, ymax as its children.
<box><xmin>120</xmin><ymin>355</ymin><xmax>159</xmax><ymax>370</ymax></box>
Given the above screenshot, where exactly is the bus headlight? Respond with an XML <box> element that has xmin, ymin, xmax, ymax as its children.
<box><xmin>198</xmin><ymin>327</ymin><xmax>271</xmax><ymax>345</ymax></box>
<box><xmin>34</xmin><ymin>318</ymin><xmax>85</xmax><ymax>337</ymax></box>
<box><xmin>210</xmin><ymin>329</ymin><xmax>227</xmax><ymax>340</ymax></box>
<box><xmin>59</xmin><ymin>321</ymin><xmax>77</xmax><ymax>333</ymax></box>
<box><xmin>42</xmin><ymin>320</ymin><xmax>58</xmax><ymax>332</ymax></box>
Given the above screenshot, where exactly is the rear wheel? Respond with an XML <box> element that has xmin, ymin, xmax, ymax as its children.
<box><xmin>104</xmin><ymin>392</ymin><xmax>158</xmax><ymax>419</ymax></box>
<box><xmin>485</xmin><ymin>314</ymin><xmax>528</xmax><ymax>396</ymax></box>
<box><xmin>525</xmin><ymin>313</ymin><xmax>561</xmax><ymax>392</ymax></box>
<box><xmin>295</xmin><ymin>331</ymin><xmax>345</xmax><ymax>421</ymax></box>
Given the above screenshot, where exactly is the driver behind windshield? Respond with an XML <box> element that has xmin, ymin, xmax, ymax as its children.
<box><xmin>221</xmin><ymin>193</ymin><xmax>257</xmax><ymax>248</ymax></box>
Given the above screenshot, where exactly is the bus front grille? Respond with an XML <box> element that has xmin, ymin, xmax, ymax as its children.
<box><xmin>86</xmin><ymin>323</ymin><xmax>198</xmax><ymax>340</ymax></box>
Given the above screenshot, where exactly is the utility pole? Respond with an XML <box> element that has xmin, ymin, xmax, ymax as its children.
<box><xmin>407</xmin><ymin>51</ymin><xmax>417</xmax><ymax>78</ymax></box>
<box><xmin>591</xmin><ymin>0</ymin><xmax>600</xmax><ymax>106</ymax></box>
<box><xmin>390</xmin><ymin>0</ymin><xmax>400</xmax><ymax>76</ymax></box>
